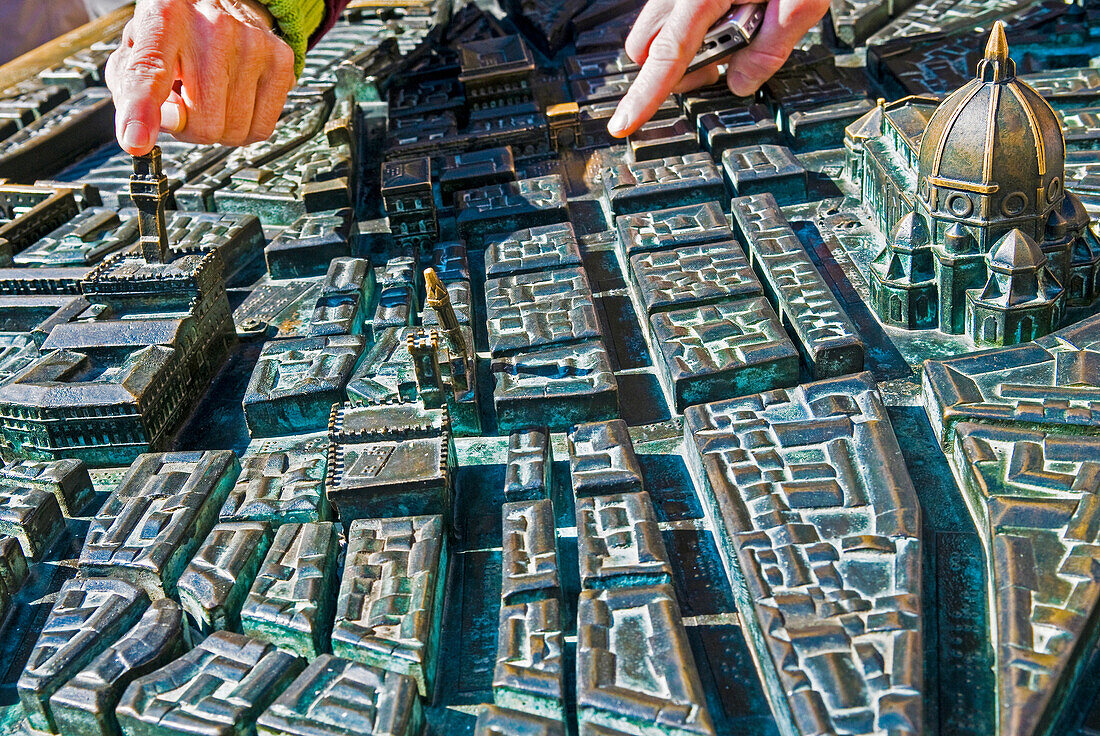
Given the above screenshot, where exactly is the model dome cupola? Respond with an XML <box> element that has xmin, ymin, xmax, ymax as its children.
<box><xmin>916</xmin><ymin>21</ymin><xmax>1065</xmax><ymax>247</ymax></box>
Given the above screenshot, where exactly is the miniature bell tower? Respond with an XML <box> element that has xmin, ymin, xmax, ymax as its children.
<box><xmin>129</xmin><ymin>145</ymin><xmax>171</xmax><ymax>264</ymax></box>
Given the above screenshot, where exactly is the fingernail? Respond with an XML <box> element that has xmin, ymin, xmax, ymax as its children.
<box><xmin>121</xmin><ymin>121</ymin><xmax>150</xmax><ymax>151</ymax></box>
<box><xmin>607</xmin><ymin>108</ymin><xmax>630</xmax><ymax>137</ymax></box>
<box><xmin>160</xmin><ymin>103</ymin><xmax>182</xmax><ymax>134</ymax></box>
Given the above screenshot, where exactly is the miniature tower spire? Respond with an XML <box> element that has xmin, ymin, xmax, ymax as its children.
<box><xmin>424</xmin><ymin>267</ymin><xmax>468</xmax><ymax>358</ymax></box>
<box><xmin>978</xmin><ymin>21</ymin><xmax>1014</xmax><ymax>82</ymax></box>
<box><xmin>129</xmin><ymin>146</ymin><xmax>171</xmax><ymax>263</ymax></box>
<box><xmin>985</xmin><ymin>21</ymin><xmax>1009</xmax><ymax>64</ymax></box>
<box><xmin>423</xmin><ymin>267</ymin><xmax>472</xmax><ymax>397</ymax></box>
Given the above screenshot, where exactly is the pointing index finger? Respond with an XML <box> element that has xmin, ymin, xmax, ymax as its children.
<box><xmin>608</xmin><ymin>0</ymin><xmax>731</xmax><ymax>137</ymax></box>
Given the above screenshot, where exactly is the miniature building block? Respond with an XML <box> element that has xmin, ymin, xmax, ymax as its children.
<box><xmin>493</xmin><ymin>598</ymin><xmax>564</xmax><ymax>720</ymax></box>
<box><xmin>507</xmin><ymin>0</ymin><xmax>577</xmax><ymax>55</ymax></box>
<box><xmin>18</xmin><ymin>578</ymin><xmax>150</xmax><ymax>734</ymax></box>
<box><xmin>176</xmin><ymin>521</ymin><xmax>274</xmax><ymax>635</ymax></box>
<box><xmin>504</xmin><ymin>429</ymin><xmax>553</xmax><ymax>502</ymax></box>
<box><xmin>0</xmin><ymin>458</ymin><xmax>94</xmax><ymax>517</ymax></box>
<box><xmin>493</xmin><ymin>340</ymin><xmax>619</xmax><ymax>433</ymax></box>
<box><xmin>456</xmin><ymin>175</ymin><xmax>569</xmax><ymax>242</ymax></box>
<box><xmin>155</xmin><ymin>210</ymin><xmax>264</xmax><ymax>277</ymax></box>
<box><xmin>697</xmin><ymin>103</ymin><xmax>779</xmax><ymax>156</ymax></box>
<box><xmin>256</xmin><ymin>655</ymin><xmax>423</xmax><ymax>736</ymax></box>
<box><xmin>0</xmin><ymin>248</ymin><xmax>236</xmax><ymax>467</ymax></box>
<box><xmin>331</xmin><ymin>515</ymin><xmax>447</xmax><ymax>697</ymax></box>
<box><xmin>598</xmin><ymin>152</ymin><xmax>724</xmax><ymax>214</ymax></box>
<box><xmin>430</xmin><ymin>240</ymin><xmax>471</xmax><ymax>283</ymax></box>
<box><xmin>220</xmin><ymin>450</ymin><xmax>327</xmax><ymax>525</ymax></box>
<box><xmin>730</xmin><ymin>193</ymin><xmax>865</xmax><ymax>378</ymax></box>
<box><xmin>502</xmin><ymin>499</ymin><xmax>561</xmax><ymax>604</ymax></box>
<box><xmin>576</xmin><ymin>585</ymin><xmax>716</xmax><ymax>736</ymax></box>
<box><xmin>474</xmin><ymin>705</ymin><xmax>564</xmax><ymax>736</ymax></box>
<box><xmin>765</xmin><ymin>60</ymin><xmax>873</xmax><ymax>151</ymax></box>
<box><xmin>484</xmin><ymin>223</ymin><xmax>583</xmax><ymax>277</ymax></box>
<box><xmin>614</xmin><ymin>202</ymin><xmax>731</xmax><ymax>260</ymax></box>
<box><xmin>576</xmin><ymin>491</ymin><xmax>673</xmax><ymax>589</ymax></box>
<box><xmin>680</xmin><ymin>83</ymin><xmax>753</xmax><ymax>121</ymax></box>
<box><xmin>848</xmin><ymin>26</ymin><xmax>1096</xmax><ymax>346</ymax></box>
<box><xmin>458</xmin><ymin>35</ymin><xmax>536</xmax><ymax>109</ymax></box>
<box><xmin>721</xmin><ymin>144</ymin><xmax>808</xmax><ymax>205</ymax></box>
<box><xmin>213</xmin><ymin>133</ymin><xmax>352</xmax><ymax>225</ymax></box>
<box><xmin>0</xmin><ymin>535</ymin><xmax>27</xmax><ymax>621</ymax></box>
<box><xmin>372</xmin><ymin>255</ymin><xmax>420</xmax><ymax>330</ymax></box>
<box><xmin>382</xmin><ymin>157</ymin><xmax>438</xmax><ymax>248</ymax></box>
<box><xmin>921</xmin><ymin>315</ymin><xmax>1100</xmax><ymax>448</ymax></box>
<box><xmin>649</xmin><ymin>298</ymin><xmax>800</xmax><ymax>411</ymax></box>
<box><xmin>485</xmin><ymin>267</ymin><xmax>602</xmax><ymax>357</ymax></box>
<box><xmin>571</xmin><ymin>73</ymin><xmax>635</xmax><ymax>106</ymax></box>
<box><xmin>439</xmin><ymin>147</ymin><xmax>517</xmax><ymax>204</ymax></box>
<box><xmin>0</xmin><ymin>89</ymin><xmax>114</xmax><ymax>181</ymax></box>
<box><xmin>0</xmin><ymin>478</ymin><xmax>63</xmax><ymax>560</ymax></box>
<box><xmin>684</xmin><ymin>372</ymin><xmax>922</xmax><ymax>735</ymax></box>
<box><xmin>14</xmin><ymin>208</ymin><xmax>136</xmax><ymax>267</ymax></box>
<box><xmin>568</xmin><ymin>419</ymin><xmax>644</xmax><ymax>497</ymax></box>
<box><xmin>49</xmin><ymin>600</ymin><xmax>184</xmax><ymax>736</ymax></box>
<box><xmin>265</xmin><ymin>209</ymin><xmax>357</xmax><ymax>280</ymax></box>
<box><xmin>240</xmin><ymin>521</ymin><xmax>341</xmax><ymax>659</ymax></box>
<box><xmin>627</xmin><ymin>116</ymin><xmax>697</xmax><ymax>161</ymax></box>
<box><xmin>787</xmin><ymin>98</ymin><xmax>876</xmax><ymax>152</ymax></box>
<box><xmin>307</xmin><ymin>257</ymin><xmax>375</xmax><ymax>338</ymax></box>
<box><xmin>949</xmin><ymin>422</ymin><xmax>1100</xmax><ymax>736</ymax></box>
<box><xmin>628</xmin><ymin>241</ymin><xmax>763</xmax><ymax>316</ymax></box>
<box><xmin>115</xmin><ymin>631</ymin><xmax>304</xmax><ymax>736</ymax></box>
<box><xmin>326</xmin><ymin>402</ymin><xmax>454</xmax><ymax>522</ymax></box>
<box><xmin>345</xmin><ymin>327</ymin><xmax>418</xmax><ymax>405</ymax></box>
<box><xmin>79</xmin><ymin>451</ymin><xmax>241</xmax><ymax>599</ymax></box>
<box><xmin>243</xmin><ymin>335</ymin><xmax>364</xmax><ymax>437</ymax></box>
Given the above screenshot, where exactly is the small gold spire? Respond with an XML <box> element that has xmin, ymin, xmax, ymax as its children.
<box><xmin>423</xmin><ymin>267</ymin><xmax>468</xmax><ymax>359</ymax></box>
<box><xmin>424</xmin><ymin>267</ymin><xmax>448</xmax><ymax>305</ymax></box>
<box><xmin>976</xmin><ymin>20</ymin><xmax>1014</xmax><ymax>82</ymax></box>
<box><xmin>422</xmin><ymin>267</ymin><xmax>472</xmax><ymax>398</ymax></box>
<box><xmin>984</xmin><ymin>21</ymin><xmax>1009</xmax><ymax>64</ymax></box>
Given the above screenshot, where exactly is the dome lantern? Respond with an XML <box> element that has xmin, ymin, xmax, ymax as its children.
<box><xmin>977</xmin><ymin>21</ymin><xmax>1014</xmax><ymax>82</ymax></box>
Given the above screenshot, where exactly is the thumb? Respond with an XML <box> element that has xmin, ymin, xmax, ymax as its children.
<box><xmin>724</xmin><ymin>0</ymin><xmax>829</xmax><ymax>96</ymax></box>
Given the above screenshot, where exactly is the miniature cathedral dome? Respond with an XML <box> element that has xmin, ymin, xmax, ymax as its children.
<box><xmin>916</xmin><ymin>22</ymin><xmax>1065</xmax><ymax>226</ymax></box>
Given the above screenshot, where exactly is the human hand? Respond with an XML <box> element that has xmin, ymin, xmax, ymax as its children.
<box><xmin>607</xmin><ymin>0</ymin><xmax>830</xmax><ymax>137</ymax></box>
<box><xmin>105</xmin><ymin>0</ymin><xmax>298</xmax><ymax>155</ymax></box>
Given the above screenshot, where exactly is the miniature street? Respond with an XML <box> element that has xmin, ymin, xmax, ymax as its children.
<box><xmin>0</xmin><ymin>1</ymin><xmax>1091</xmax><ymax>736</ymax></box>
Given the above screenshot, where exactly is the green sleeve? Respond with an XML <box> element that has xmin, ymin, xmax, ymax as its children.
<box><xmin>254</xmin><ymin>0</ymin><xmax>325</xmax><ymax>76</ymax></box>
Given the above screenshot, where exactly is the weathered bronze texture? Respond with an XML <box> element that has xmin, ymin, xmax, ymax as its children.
<box><xmin>0</xmin><ymin>3</ymin><xmax>1095</xmax><ymax>736</ymax></box>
